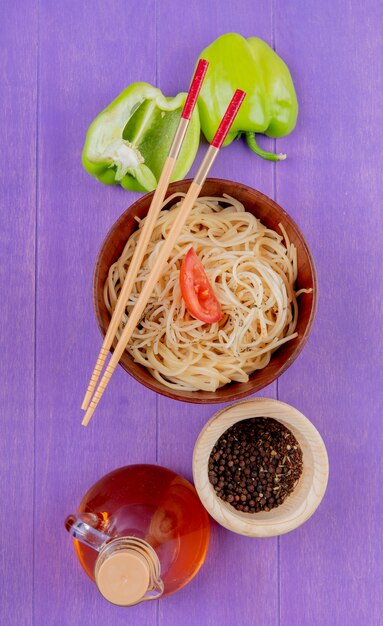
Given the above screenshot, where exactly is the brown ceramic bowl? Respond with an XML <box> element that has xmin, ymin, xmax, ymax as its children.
<box><xmin>93</xmin><ymin>178</ymin><xmax>317</xmax><ymax>404</ymax></box>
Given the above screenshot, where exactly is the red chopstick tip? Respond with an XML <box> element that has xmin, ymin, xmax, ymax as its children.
<box><xmin>181</xmin><ymin>59</ymin><xmax>209</xmax><ymax>120</ymax></box>
<box><xmin>210</xmin><ymin>90</ymin><xmax>246</xmax><ymax>149</ymax></box>
<box><xmin>233</xmin><ymin>89</ymin><xmax>246</xmax><ymax>106</ymax></box>
<box><xmin>197</xmin><ymin>58</ymin><xmax>209</xmax><ymax>72</ymax></box>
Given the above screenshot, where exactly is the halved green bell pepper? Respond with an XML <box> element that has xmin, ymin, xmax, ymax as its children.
<box><xmin>197</xmin><ymin>33</ymin><xmax>298</xmax><ymax>161</ymax></box>
<box><xmin>82</xmin><ymin>82</ymin><xmax>200</xmax><ymax>192</ymax></box>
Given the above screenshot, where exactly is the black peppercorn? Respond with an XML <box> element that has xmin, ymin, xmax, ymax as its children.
<box><xmin>208</xmin><ymin>417</ymin><xmax>303</xmax><ymax>514</ymax></box>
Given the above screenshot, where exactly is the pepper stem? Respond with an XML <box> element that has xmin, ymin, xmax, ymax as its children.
<box><xmin>245</xmin><ymin>132</ymin><xmax>287</xmax><ymax>162</ymax></box>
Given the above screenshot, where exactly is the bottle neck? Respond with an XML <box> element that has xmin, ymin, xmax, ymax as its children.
<box><xmin>65</xmin><ymin>513</ymin><xmax>164</xmax><ymax>606</ymax></box>
<box><xmin>94</xmin><ymin>536</ymin><xmax>164</xmax><ymax>606</ymax></box>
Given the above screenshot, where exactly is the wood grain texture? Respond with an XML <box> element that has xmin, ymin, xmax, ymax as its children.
<box><xmin>1</xmin><ymin>0</ymin><xmax>382</xmax><ymax>624</ymax></box>
<box><xmin>0</xmin><ymin>3</ymin><xmax>37</xmax><ymax>625</ymax></box>
<box><xmin>274</xmin><ymin>1</ymin><xmax>383</xmax><ymax>625</ymax></box>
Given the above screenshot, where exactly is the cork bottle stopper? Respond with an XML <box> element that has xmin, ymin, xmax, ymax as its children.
<box><xmin>95</xmin><ymin>549</ymin><xmax>150</xmax><ymax>606</ymax></box>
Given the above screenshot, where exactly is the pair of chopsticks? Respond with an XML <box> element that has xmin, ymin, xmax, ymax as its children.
<box><xmin>82</xmin><ymin>60</ymin><xmax>245</xmax><ymax>426</ymax></box>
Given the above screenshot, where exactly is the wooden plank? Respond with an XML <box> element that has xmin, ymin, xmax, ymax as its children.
<box><xmin>156</xmin><ymin>4</ymin><xmax>279</xmax><ymax>625</ymax></box>
<box><xmin>275</xmin><ymin>1</ymin><xmax>383</xmax><ymax>624</ymax></box>
<box><xmin>0</xmin><ymin>2</ymin><xmax>37</xmax><ymax>625</ymax></box>
<box><xmin>34</xmin><ymin>1</ymin><xmax>158</xmax><ymax>624</ymax></box>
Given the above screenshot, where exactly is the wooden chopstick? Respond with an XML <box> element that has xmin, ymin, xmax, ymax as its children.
<box><xmin>82</xmin><ymin>89</ymin><xmax>246</xmax><ymax>426</ymax></box>
<box><xmin>81</xmin><ymin>60</ymin><xmax>209</xmax><ymax>411</ymax></box>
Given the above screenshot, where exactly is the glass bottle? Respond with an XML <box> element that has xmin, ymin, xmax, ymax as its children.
<box><xmin>65</xmin><ymin>464</ymin><xmax>210</xmax><ymax>606</ymax></box>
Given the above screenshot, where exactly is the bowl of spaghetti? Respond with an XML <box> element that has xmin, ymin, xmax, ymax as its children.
<box><xmin>93</xmin><ymin>179</ymin><xmax>317</xmax><ymax>403</ymax></box>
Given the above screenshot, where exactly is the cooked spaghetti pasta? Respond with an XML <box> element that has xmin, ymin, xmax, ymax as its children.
<box><xmin>104</xmin><ymin>194</ymin><xmax>304</xmax><ymax>392</ymax></box>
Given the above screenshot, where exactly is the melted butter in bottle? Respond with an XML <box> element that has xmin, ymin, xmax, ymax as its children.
<box><xmin>66</xmin><ymin>464</ymin><xmax>210</xmax><ymax>604</ymax></box>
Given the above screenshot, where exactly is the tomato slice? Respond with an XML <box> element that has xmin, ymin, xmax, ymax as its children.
<box><xmin>180</xmin><ymin>247</ymin><xmax>223</xmax><ymax>323</ymax></box>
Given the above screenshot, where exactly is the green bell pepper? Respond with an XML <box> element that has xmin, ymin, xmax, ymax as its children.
<box><xmin>197</xmin><ymin>33</ymin><xmax>298</xmax><ymax>161</ymax></box>
<box><xmin>82</xmin><ymin>82</ymin><xmax>200</xmax><ymax>192</ymax></box>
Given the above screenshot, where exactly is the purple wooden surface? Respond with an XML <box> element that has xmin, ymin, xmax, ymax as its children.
<box><xmin>1</xmin><ymin>1</ymin><xmax>382</xmax><ymax>625</ymax></box>
<box><xmin>0</xmin><ymin>3</ymin><xmax>37</xmax><ymax>625</ymax></box>
<box><xmin>275</xmin><ymin>2</ymin><xmax>383</xmax><ymax>624</ymax></box>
